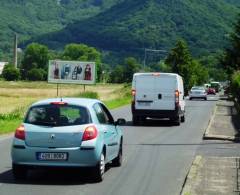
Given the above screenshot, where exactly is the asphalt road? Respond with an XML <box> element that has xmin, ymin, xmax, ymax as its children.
<box><xmin>0</xmin><ymin>96</ymin><xmax>232</xmax><ymax>195</ymax></box>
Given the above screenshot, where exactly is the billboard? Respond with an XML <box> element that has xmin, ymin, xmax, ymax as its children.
<box><xmin>48</xmin><ymin>60</ymin><xmax>96</xmax><ymax>84</ymax></box>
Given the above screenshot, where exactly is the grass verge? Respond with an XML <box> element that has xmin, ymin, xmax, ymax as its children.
<box><xmin>0</xmin><ymin>119</ymin><xmax>22</xmax><ymax>135</ymax></box>
<box><xmin>0</xmin><ymin>84</ymin><xmax>131</xmax><ymax>135</ymax></box>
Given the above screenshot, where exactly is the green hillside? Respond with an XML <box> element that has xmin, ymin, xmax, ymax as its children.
<box><xmin>0</xmin><ymin>0</ymin><xmax>119</xmax><ymax>59</ymax></box>
<box><xmin>34</xmin><ymin>0</ymin><xmax>240</xmax><ymax>58</ymax></box>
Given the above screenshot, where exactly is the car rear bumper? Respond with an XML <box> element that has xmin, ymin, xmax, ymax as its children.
<box><xmin>132</xmin><ymin>103</ymin><xmax>183</xmax><ymax>118</ymax></box>
<box><xmin>11</xmin><ymin>141</ymin><xmax>101</xmax><ymax>167</ymax></box>
<box><xmin>189</xmin><ymin>94</ymin><xmax>207</xmax><ymax>98</ymax></box>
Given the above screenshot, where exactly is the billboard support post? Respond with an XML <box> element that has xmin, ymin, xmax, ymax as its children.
<box><xmin>57</xmin><ymin>83</ymin><xmax>59</xmax><ymax>97</ymax></box>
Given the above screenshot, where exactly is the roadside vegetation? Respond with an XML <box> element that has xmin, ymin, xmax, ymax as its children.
<box><xmin>0</xmin><ymin>82</ymin><xmax>131</xmax><ymax>134</ymax></box>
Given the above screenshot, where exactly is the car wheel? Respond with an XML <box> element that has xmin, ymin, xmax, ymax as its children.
<box><xmin>112</xmin><ymin>140</ymin><xmax>122</xmax><ymax>167</ymax></box>
<box><xmin>93</xmin><ymin>152</ymin><xmax>105</xmax><ymax>182</ymax></box>
<box><xmin>189</xmin><ymin>97</ymin><xmax>192</xmax><ymax>100</ymax></box>
<box><xmin>204</xmin><ymin>97</ymin><xmax>207</xmax><ymax>101</ymax></box>
<box><xmin>12</xmin><ymin>163</ymin><xmax>28</xmax><ymax>180</ymax></box>
<box><xmin>181</xmin><ymin>115</ymin><xmax>185</xmax><ymax>123</ymax></box>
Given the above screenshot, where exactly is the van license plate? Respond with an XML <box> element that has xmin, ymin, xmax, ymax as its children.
<box><xmin>36</xmin><ymin>152</ymin><xmax>68</xmax><ymax>161</ymax></box>
<box><xmin>138</xmin><ymin>102</ymin><xmax>151</xmax><ymax>106</ymax></box>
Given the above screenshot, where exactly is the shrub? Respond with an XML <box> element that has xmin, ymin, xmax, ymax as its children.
<box><xmin>27</xmin><ymin>68</ymin><xmax>47</xmax><ymax>81</ymax></box>
<box><xmin>2</xmin><ymin>64</ymin><xmax>21</xmax><ymax>81</ymax></box>
<box><xmin>76</xmin><ymin>91</ymin><xmax>99</xmax><ymax>99</ymax></box>
<box><xmin>231</xmin><ymin>71</ymin><xmax>240</xmax><ymax>101</ymax></box>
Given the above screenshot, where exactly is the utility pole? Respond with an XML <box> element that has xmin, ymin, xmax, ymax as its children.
<box><xmin>13</xmin><ymin>33</ymin><xmax>18</xmax><ymax>68</ymax></box>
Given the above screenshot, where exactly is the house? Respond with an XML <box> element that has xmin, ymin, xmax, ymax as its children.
<box><xmin>0</xmin><ymin>62</ymin><xmax>8</xmax><ymax>74</ymax></box>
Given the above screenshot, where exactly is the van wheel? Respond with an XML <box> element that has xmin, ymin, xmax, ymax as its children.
<box><xmin>171</xmin><ymin>116</ymin><xmax>180</xmax><ymax>126</ymax></box>
<box><xmin>12</xmin><ymin>163</ymin><xmax>28</xmax><ymax>180</ymax></box>
<box><xmin>181</xmin><ymin>115</ymin><xmax>185</xmax><ymax>123</ymax></box>
<box><xmin>132</xmin><ymin>115</ymin><xmax>139</xmax><ymax>125</ymax></box>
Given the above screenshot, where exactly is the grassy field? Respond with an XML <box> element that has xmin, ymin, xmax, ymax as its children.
<box><xmin>0</xmin><ymin>81</ymin><xmax>131</xmax><ymax>134</ymax></box>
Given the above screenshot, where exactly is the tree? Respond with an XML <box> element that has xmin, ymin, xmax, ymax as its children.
<box><xmin>165</xmin><ymin>40</ymin><xmax>192</xmax><ymax>74</ymax></box>
<box><xmin>2</xmin><ymin>64</ymin><xmax>20</xmax><ymax>81</ymax></box>
<box><xmin>21</xmin><ymin>43</ymin><xmax>49</xmax><ymax>79</ymax></box>
<box><xmin>165</xmin><ymin>39</ymin><xmax>209</xmax><ymax>91</ymax></box>
<box><xmin>109</xmin><ymin>65</ymin><xmax>125</xmax><ymax>83</ymax></box>
<box><xmin>62</xmin><ymin>43</ymin><xmax>102</xmax><ymax>81</ymax></box>
<box><xmin>123</xmin><ymin>57</ymin><xmax>141</xmax><ymax>83</ymax></box>
<box><xmin>222</xmin><ymin>14</ymin><xmax>240</xmax><ymax>75</ymax></box>
<box><xmin>27</xmin><ymin>68</ymin><xmax>47</xmax><ymax>81</ymax></box>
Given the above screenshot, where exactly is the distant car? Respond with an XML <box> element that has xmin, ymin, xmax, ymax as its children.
<box><xmin>189</xmin><ymin>86</ymin><xmax>207</xmax><ymax>100</ymax></box>
<box><xmin>11</xmin><ymin>98</ymin><xmax>126</xmax><ymax>182</ymax></box>
<box><xmin>207</xmin><ymin>87</ymin><xmax>216</xmax><ymax>95</ymax></box>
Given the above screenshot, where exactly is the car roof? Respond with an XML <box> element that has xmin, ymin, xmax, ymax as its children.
<box><xmin>31</xmin><ymin>98</ymin><xmax>102</xmax><ymax>108</ymax></box>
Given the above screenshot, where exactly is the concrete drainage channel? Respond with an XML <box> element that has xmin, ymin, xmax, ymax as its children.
<box><xmin>181</xmin><ymin>156</ymin><xmax>240</xmax><ymax>195</ymax></box>
<box><xmin>181</xmin><ymin>97</ymin><xmax>240</xmax><ymax>195</ymax></box>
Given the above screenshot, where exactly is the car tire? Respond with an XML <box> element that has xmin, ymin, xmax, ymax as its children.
<box><xmin>204</xmin><ymin>97</ymin><xmax>207</xmax><ymax>101</ymax></box>
<box><xmin>93</xmin><ymin>152</ymin><xmax>105</xmax><ymax>182</ymax></box>
<box><xmin>189</xmin><ymin>97</ymin><xmax>192</xmax><ymax>100</ymax></box>
<box><xmin>112</xmin><ymin>140</ymin><xmax>123</xmax><ymax>167</ymax></box>
<box><xmin>12</xmin><ymin>163</ymin><xmax>28</xmax><ymax>180</ymax></box>
<box><xmin>181</xmin><ymin>115</ymin><xmax>185</xmax><ymax>123</ymax></box>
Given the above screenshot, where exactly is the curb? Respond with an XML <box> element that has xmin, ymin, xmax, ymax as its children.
<box><xmin>203</xmin><ymin>100</ymin><xmax>240</xmax><ymax>141</ymax></box>
<box><xmin>204</xmin><ymin>134</ymin><xmax>240</xmax><ymax>142</ymax></box>
<box><xmin>203</xmin><ymin>104</ymin><xmax>217</xmax><ymax>138</ymax></box>
<box><xmin>180</xmin><ymin>156</ymin><xmax>202</xmax><ymax>195</ymax></box>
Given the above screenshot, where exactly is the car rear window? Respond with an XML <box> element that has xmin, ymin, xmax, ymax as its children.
<box><xmin>192</xmin><ymin>87</ymin><xmax>204</xmax><ymax>90</ymax></box>
<box><xmin>25</xmin><ymin>104</ymin><xmax>91</xmax><ymax>126</ymax></box>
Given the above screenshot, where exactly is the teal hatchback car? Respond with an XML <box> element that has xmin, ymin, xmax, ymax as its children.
<box><xmin>11</xmin><ymin>98</ymin><xmax>125</xmax><ymax>181</ymax></box>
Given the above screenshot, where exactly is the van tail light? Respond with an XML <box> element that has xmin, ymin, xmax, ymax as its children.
<box><xmin>82</xmin><ymin>126</ymin><xmax>98</xmax><ymax>141</ymax></box>
<box><xmin>175</xmin><ymin>90</ymin><xmax>180</xmax><ymax>106</ymax></box>
<box><xmin>15</xmin><ymin>125</ymin><xmax>25</xmax><ymax>140</ymax></box>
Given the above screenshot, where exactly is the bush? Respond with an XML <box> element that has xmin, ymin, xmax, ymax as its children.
<box><xmin>2</xmin><ymin>64</ymin><xmax>20</xmax><ymax>81</ymax></box>
<box><xmin>231</xmin><ymin>71</ymin><xmax>240</xmax><ymax>101</ymax></box>
<box><xmin>27</xmin><ymin>68</ymin><xmax>47</xmax><ymax>81</ymax></box>
<box><xmin>76</xmin><ymin>91</ymin><xmax>99</xmax><ymax>99</ymax></box>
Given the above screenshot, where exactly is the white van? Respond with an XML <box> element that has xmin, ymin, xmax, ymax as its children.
<box><xmin>131</xmin><ymin>72</ymin><xmax>185</xmax><ymax>125</ymax></box>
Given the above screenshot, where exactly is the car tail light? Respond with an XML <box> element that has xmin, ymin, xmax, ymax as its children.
<box><xmin>175</xmin><ymin>90</ymin><xmax>180</xmax><ymax>106</ymax></box>
<box><xmin>15</xmin><ymin>125</ymin><xmax>25</xmax><ymax>140</ymax></box>
<box><xmin>82</xmin><ymin>126</ymin><xmax>98</xmax><ymax>141</ymax></box>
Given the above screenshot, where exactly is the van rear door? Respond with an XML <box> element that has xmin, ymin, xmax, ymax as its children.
<box><xmin>153</xmin><ymin>75</ymin><xmax>176</xmax><ymax>110</ymax></box>
<box><xmin>135</xmin><ymin>74</ymin><xmax>176</xmax><ymax>110</ymax></box>
<box><xmin>135</xmin><ymin>74</ymin><xmax>155</xmax><ymax>110</ymax></box>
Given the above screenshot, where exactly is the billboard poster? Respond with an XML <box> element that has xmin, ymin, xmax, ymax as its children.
<box><xmin>48</xmin><ymin>60</ymin><xmax>96</xmax><ymax>84</ymax></box>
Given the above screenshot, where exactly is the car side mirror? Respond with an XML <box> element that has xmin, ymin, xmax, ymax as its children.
<box><xmin>115</xmin><ymin>118</ymin><xmax>126</xmax><ymax>126</ymax></box>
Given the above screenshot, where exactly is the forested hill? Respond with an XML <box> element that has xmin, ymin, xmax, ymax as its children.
<box><xmin>34</xmin><ymin>0</ymin><xmax>240</xmax><ymax>57</ymax></box>
<box><xmin>0</xmin><ymin>0</ymin><xmax>120</xmax><ymax>58</ymax></box>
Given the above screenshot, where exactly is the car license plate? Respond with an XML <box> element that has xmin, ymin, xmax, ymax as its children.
<box><xmin>36</xmin><ymin>152</ymin><xmax>68</xmax><ymax>161</ymax></box>
<box><xmin>138</xmin><ymin>102</ymin><xmax>151</xmax><ymax>106</ymax></box>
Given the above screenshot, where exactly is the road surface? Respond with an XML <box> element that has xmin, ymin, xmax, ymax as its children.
<box><xmin>1</xmin><ymin>96</ymin><xmax>238</xmax><ymax>195</ymax></box>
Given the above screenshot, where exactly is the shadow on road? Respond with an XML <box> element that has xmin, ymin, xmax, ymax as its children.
<box><xmin>0</xmin><ymin>165</ymin><xmax>114</xmax><ymax>185</ymax></box>
<box><xmin>122</xmin><ymin>119</ymin><xmax>176</xmax><ymax>127</ymax></box>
